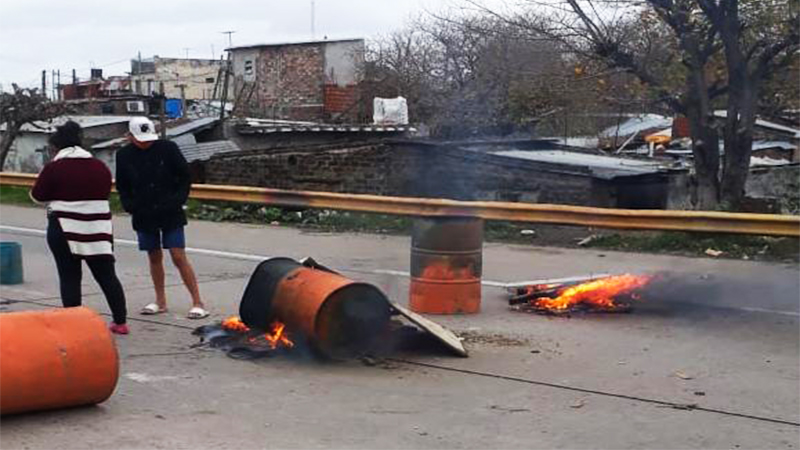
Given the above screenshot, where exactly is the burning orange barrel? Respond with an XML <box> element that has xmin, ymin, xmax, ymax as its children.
<box><xmin>239</xmin><ymin>258</ymin><xmax>392</xmax><ymax>358</ymax></box>
<box><xmin>0</xmin><ymin>307</ymin><xmax>119</xmax><ymax>415</ymax></box>
<box><xmin>410</xmin><ymin>217</ymin><xmax>483</xmax><ymax>314</ymax></box>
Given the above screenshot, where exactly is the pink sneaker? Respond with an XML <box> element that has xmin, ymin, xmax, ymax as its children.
<box><xmin>109</xmin><ymin>323</ymin><xmax>129</xmax><ymax>335</ymax></box>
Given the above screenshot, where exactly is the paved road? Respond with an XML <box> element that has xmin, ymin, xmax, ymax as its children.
<box><xmin>1</xmin><ymin>204</ymin><xmax>798</xmax><ymax>449</ymax></box>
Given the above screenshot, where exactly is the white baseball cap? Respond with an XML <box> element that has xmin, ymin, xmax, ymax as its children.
<box><xmin>128</xmin><ymin>117</ymin><xmax>159</xmax><ymax>142</ymax></box>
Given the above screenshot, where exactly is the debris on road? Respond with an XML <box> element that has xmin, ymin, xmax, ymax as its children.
<box><xmin>705</xmin><ymin>248</ymin><xmax>724</xmax><ymax>257</ymax></box>
<box><xmin>570</xmin><ymin>399</ymin><xmax>586</xmax><ymax>409</ymax></box>
<box><xmin>489</xmin><ymin>405</ymin><xmax>531</xmax><ymax>413</ymax></box>
<box><xmin>507</xmin><ymin>274</ymin><xmax>652</xmax><ymax>315</ymax></box>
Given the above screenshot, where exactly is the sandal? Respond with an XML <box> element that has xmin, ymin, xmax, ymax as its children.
<box><xmin>141</xmin><ymin>303</ymin><xmax>167</xmax><ymax>315</ymax></box>
<box><xmin>187</xmin><ymin>306</ymin><xmax>210</xmax><ymax>319</ymax></box>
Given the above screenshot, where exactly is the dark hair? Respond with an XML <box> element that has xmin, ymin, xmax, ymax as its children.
<box><xmin>48</xmin><ymin>121</ymin><xmax>83</xmax><ymax>150</ymax></box>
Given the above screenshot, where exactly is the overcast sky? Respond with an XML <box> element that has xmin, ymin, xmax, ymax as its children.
<box><xmin>0</xmin><ymin>0</ymin><xmax>514</xmax><ymax>93</ymax></box>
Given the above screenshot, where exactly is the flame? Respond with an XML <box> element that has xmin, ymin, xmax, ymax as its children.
<box><xmin>420</xmin><ymin>263</ymin><xmax>475</xmax><ymax>280</ymax></box>
<box><xmin>264</xmin><ymin>321</ymin><xmax>294</xmax><ymax>349</ymax></box>
<box><xmin>533</xmin><ymin>274</ymin><xmax>651</xmax><ymax>311</ymax></box>
<box><xmin>222</xmin><ymin>316</ymin><xmax>250</xmax><ymax>333</ymax></box>
<box><xmin>221</xmin><ymin>316</ymin><xmax>294</xmax><ymax>349</ymax></box>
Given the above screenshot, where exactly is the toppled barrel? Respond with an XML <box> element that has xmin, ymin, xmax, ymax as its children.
<box><xmin>239</xmin><ymin>258</ymin><xmax>392</xmax><ymax>358</ymax></box>
<box><xmin>0</xmin><ymin>307</ymin><xmax>119</xmax><ymax>415</ymax></box>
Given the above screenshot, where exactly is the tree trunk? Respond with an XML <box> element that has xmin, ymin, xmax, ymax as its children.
<box><xmin>717</xmin><ymin>5</ymin><xmax>760</xmax><ymax>212</ymax></box>
<box><xmin>0</xmin><ymin>125</ymin><xmax>20</xmax><ymax>171</ymax></box>
<box><xmin>720</xmin><ymin>78</ymin><xmax>759</xmax><ymax>210</ymax></box>
<box><xmin>685</xmin><ymin>65</ymin><xmax>720</xmax><ymax>210</ymax></box>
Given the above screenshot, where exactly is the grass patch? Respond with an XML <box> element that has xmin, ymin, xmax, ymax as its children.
<box><xmin>185</xmin><ymin>200</ymin><xmax>412</xmax><ymax>233</ymax></box>
<box><xmin>586</xmin><ymin>231</ymin><xmax>799</xmax><ymax>261</ymax></box>
<box><xmin>1</xmin><ymin>185</ymin><xmax>126</xmax><ymax>214</ymax></box>
<box><xmin>0</xmin><ymin>185</ymin><xmax>36</xmax><ymax>206</ymax></box>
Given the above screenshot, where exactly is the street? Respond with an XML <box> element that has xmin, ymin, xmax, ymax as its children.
<box><xmin>1</xmin><ymin>204</ymin><xmax>798</xmax><ymax>449</ymax></box>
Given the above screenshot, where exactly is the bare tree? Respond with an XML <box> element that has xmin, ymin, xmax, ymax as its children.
<box><xmin>366</xmin><ymin>14</ymin><xmax>577</xmax><ymax>137</ymax></box>
<box><xmin>468</xmin><ymin>0</ymin><xmax>799</xmax><ymax>210</ymax></box>
<box><xmin>0</xmin><ymin>85</ymin><xmax>67</xmax><ymax>170</ymax></box>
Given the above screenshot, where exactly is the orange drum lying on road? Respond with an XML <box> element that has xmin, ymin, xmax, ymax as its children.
<box><xmin>239</xmin><ymin>258</ymin><xmax>392</xmax><ymax>359</ymax></box>
<box><xmin>0</xmin><ymin>307</ymin><xmax>119</xmax><ymax>415</ymax></box>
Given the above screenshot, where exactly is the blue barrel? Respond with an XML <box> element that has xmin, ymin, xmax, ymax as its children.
<box><xmin>0</xmin><ymin>242</ymin><xmax>23</xmax><ymax>285</ymax></box>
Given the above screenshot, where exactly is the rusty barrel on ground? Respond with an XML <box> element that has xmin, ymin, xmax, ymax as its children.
<box><xmin>0</xmin><ymin>307</ymin><xmax>119</xmax><ymax>415</ymax></box>
<box><xmin>409</xmin><ymin>217</ymin><xmax>483</xmax><ymax>314</ymax></box>
<box><xmin>239</xmin><ymin>258</ymin><xmax>392</xmax><ymax>358</ymax></box>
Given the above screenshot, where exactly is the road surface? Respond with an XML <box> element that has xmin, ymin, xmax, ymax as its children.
<box><xmin>1</xmin><ymin>204</ymin><xmax>798</xmax><ymax>449</ymax></box>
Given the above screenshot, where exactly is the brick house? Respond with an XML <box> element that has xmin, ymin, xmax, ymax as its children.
<box><xmin>227</xmin><ymin>39</ymin><xmax>365</xmax><ymax>122</ymax></box>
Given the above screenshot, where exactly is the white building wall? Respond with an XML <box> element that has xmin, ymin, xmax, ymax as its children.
<box><xmin>323</xmin><ymin>40</ymin><xmax>364</xmax><ymax>86</ymax></box>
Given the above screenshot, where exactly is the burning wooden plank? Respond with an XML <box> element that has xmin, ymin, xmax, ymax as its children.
<box><xmin>508</xmin><ymin>274</ymin><xmax>652</xmax><ymax>315</ymax></box>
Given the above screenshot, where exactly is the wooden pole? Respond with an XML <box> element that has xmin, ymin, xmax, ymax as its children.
<box><xmin>159</xmin><ymin>81</ymin><xmax>167</xmax><ymax>139</ymax></box>
<box><xmin>177</xmin><ymin>84</ymin><xmax>187</xmax><ymax>118</ymax></box>
<box><xmin>219</xmin><ymin>52</ymin><xmax>231</xmax><ymax>121</ymax></box>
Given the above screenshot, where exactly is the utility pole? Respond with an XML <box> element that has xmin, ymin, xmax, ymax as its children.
<box><xmin>41</xmin><ymin>70</ymin><xmax>46</xmax><ymax>97</ymax></box>
<box><xmin>176</xmin><ymin>83</ymin><xmax>187</xmax><ymax>118</ymax></box>
<box><xmin>311</xmin><ymin>0</ymin><xmax>316</xmax><ymax>39</ymax></box>
<box><xmin>219</xmin><ymin>52</ymin><xmax>231</xmax><ymax>121</ymax></box>
<box><xmin>72</xmin><ymin>69</ymin><xmax>77</xmax><ymax>85</ymax></box>
<box><xmin>159</xmin><ymin>81</ymin><xmax>167</xmax><ymax>139</ymax></box>
<box><xmin>56</xmin><ymin>70</ymin><xmax>61</xmax><ymax>100</ymax></box>
<box><xmin>51</xmin><ymin>70</ymin><xmax>56</xmax><ymax>99</ymax></box>
<box><xmin>211</xmin><ymin>63</ymin><xmax>223</xmax><ymax>101</ymax></box>
<box><xmin>135</xmin><ymin>51</ymin><xmax>142</xmax><ymax>95</ymax></box>
<box><xmin>221</xmin><ymin>30</ymin><xmax>236</xmax><ymax>49</ymax></box>
<box><xmin>183</xmin><ymin>47</ymin><xmax>190</xmax><ymax>59</ymax></box>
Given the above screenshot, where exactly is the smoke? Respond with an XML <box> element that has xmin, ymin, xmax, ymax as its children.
<box><xmin>638</xmin><ymin>271</ymin><xmax>800</xmax><ymax>316</ymax></box>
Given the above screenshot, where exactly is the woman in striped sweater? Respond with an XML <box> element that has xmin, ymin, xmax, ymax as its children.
<box><xmin>31</xmin><ymin>121</ymin><xmax>129</xmax><ymax>334</ymax></box>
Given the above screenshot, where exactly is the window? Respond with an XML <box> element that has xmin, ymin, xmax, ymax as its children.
<box><xmin>205</xmin><ymin>77</ymin><xmax>215</xmax><ymax>83</ymax></box>
<box><xmin>244</xmin><ymin>60</ymin><xmax>254</xmax><ymax>76</ymax></box>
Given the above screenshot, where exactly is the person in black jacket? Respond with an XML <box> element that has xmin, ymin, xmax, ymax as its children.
<box><xmin>116</xmin><ymin>117</ymin><xmax>208</xmax><ymax>319</ymax></box>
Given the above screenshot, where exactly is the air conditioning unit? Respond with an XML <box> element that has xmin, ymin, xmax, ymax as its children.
<box><xmin>126</xmin><ymin>101</ymin><xmax>145</xmax><ymax>113</ymax></box>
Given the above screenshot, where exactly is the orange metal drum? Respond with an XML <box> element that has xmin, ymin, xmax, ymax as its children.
<box><xmin>409</xmin><ymin>217</ymin><xmax>483</xmax><ymax>314</ymax></box>
<box><xmin>239</xmin><ymin>258</ymin><xmax>392</xmax><ymax>358</ymax></box>
<box><xmin>0</xmin><ymin>307</ymin><xmax>119</xmax><ymax>415</ymax></box>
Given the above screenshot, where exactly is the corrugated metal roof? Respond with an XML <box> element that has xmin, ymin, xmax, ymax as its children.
<box><xmin>492</xmin><ymin>149</ymin><xmax>671</xmax><ymax>179</ymax></box>
<box><xmin>91</xmin><ymin>117</ymin><xmax>220</xmax><ymax>150</ymax></box>
<box><xmin>2</xmin><ymin>115</ymin><xmax>137</xmax><ymax>133</ymax></box>
<box><xmin>178</xmin><ymin>140</ymin><xmax>241</xmax><ymax>163</ymax></box>
<box><xmin>236</xmin><ymin>120</ymin><xmax>415</xmax><ymax>135</ymax></box>
<box><xmin>166</xmin><ymin>117</ymin><xmax>218</xmax><ymax>137</ymax></box>
<box><xmin>713</xmin><ymin>111</ymin><xmax>800</xmax><ymax>138</ymax></box>
<box><xmin>599</xmin><ymin>114</ymin><xmax>673</xmax><ymax>138</ymax></box>
<box><xmin>227</xmin><ymin>38</ymin><xmax>363</xmax><ymax>52</ymax></box>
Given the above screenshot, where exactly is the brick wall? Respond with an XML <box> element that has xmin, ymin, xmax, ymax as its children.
<box><xmin>232</xmin><ymin>42</ymin><xmax>366</xmax><ymax>122</ymax></box>
<box><xmin>234</xmin><ymin>45</ymin><xmax>327</xmax><ymax>121</ymax></box>
<box><xmin>205</xmin><ymin>143</ymin><xmax>601</xmax><ymax>206</ymax></box>
<box><xmin>206</xmin><ymin>144</ymin><xmax>395</xmax><ymax>194</ymax></box>
<box><xmin>323</xmin><ymin>84</ymin><xmax>360</xmax><ymax>122</ymax></box>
